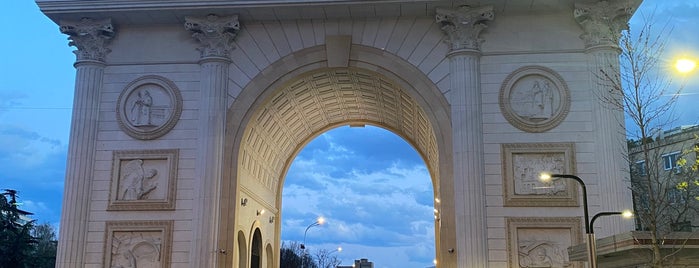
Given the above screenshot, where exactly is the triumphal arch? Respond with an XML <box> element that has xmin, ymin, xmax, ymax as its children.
<box><xmin>39</xmin><ymin>0</ymin><xmax>641</xmax><ymax>267</ymax></box>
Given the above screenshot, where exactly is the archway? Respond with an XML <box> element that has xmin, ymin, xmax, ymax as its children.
<box><xmin>281</xmin><ymin>125</ymin><xmax>436</xmax><ymax>266</ymax></box>
<box><xmin>223</xmin><ymin>45</ymin><xmax>454</xmax><ymax>267</ymax></box>
<box><xmin>251</xmin><ymin>229</ymin><xmax>262</xmax><ymax>268</ymax></box>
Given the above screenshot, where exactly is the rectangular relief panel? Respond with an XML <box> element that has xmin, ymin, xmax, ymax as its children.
<box><xmin>108</xmin><ymin>149</ymin><xmax>178</xmax><ymax>210</ymax></box>
<box><xmin>104</xmin><ymin>221</ymin><xmax>173</xmax><ymax>268</ymax></box>
<box><xmin>506</xmin><ymin>217</ymin><xmax>583</xmax><ymax>268</ymax></box>
<box><xmin>502</xmin><ymin>143</ymin><xmax>578</xmax><ymax>207</ymax></box>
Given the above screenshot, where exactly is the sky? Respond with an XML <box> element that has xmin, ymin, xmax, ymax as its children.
<box><xmin>1</xmin><ymin>1</ymin><xmax>698</xmax><ymax>268</ymax></box>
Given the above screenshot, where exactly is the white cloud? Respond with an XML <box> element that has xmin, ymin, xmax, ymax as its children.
<box><xmin>281</xmin><ymin>127</ymin><xmax>436</xmax><ymax>268</ymax></box>
<box><xmin>0</xmin><ymin>125</ymin><xmax>65</xmax><ymax>168</ymax></box>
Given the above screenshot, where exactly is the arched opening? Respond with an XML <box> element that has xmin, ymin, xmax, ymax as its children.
<box><xmin>281</xmin><ymin>125</ymin><xmax>436</xmax><ymax>266</ymax></box>
<box><xmin>265</xmin><ymin>244</ymin><xmax>274</xmax><ymax>268</ymax></box>
<box><xmin>251</xmin><ymin>228</ymin><xmax>262</xmax><ymax>268</ymax></box>
<box><xmin>237</xmin><ymin>231</ymin><xmax>247</xmax><ymax>268</ymax></box>
<box><xmin>224</xmin><ymin>45</ymin><xmax>454</xmax><ymax>267</ymax></box>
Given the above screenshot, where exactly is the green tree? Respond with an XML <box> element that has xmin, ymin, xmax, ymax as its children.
<box><xmin>0</xmin><ymin>189</ymin><xmax>36</xmax><ymax>268</ymax></box>
<box><xmin>28</xmin><ymin>223</ymin><xmax>57</xmax><ymax>268</ymax></box>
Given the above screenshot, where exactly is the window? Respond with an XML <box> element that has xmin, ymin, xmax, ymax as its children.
<box><xmin>662</xmin><ymin>151</ymin><xmax>681</xmax><ymax>171</ymax></box>
<box><xmin>635</xmin><ymin>160</ymin><xmax>647</xmax><ymax>176</ymax></box>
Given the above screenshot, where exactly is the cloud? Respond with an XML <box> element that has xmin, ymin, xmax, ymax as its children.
<box><xmin>281</xmin><ymin>126</ymin><xmax>435</xmax><ymax>266</ymax></box>
<box><xmin>0</xmin><ymin>125</ymin><xmax>68</xmax><ymax>200</ymax></box>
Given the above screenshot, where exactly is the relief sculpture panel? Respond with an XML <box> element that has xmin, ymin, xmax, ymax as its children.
<box><xmin>108</xmin><ymin>150</ymin><xmax>178</xmax><ymax>211</ymax></box>
<box><xmin>507</xmin><ymin>218</ymin><xmax>582</xmax><ymax>268</ymax></box>
<box><xmin>500</xmin><ymin>66</ymin><xmax>570</xmax><ymax>133</ymax></box>
<box><xmin>105</xmin><ymin>221</ymin><xmax>172</xmax><ymax>268</ymax></box>
<box><xmin>502</xmin><ymin>143</ymin><xmax>577</xmax><ymax>207</ymax></box>
<box><xmin>116</xmin><ymin>75</ymin><xmax>182</xmax><ymax>140</ymax></box>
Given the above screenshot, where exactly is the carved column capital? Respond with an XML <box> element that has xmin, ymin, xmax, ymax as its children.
<box><xmin>574</xmin><ymin>1</ymin><xmax>634</xmax><ymax>49</ymax></box>
<box><xmin>59</xmin><ymin>18</ymin><xmax>115</xmax><ymax>62</ymax></box>
<box><xmin>185</xmin><ymin>14</ymin><xmax>240</xmax><ymax>59</ymax></box>
<box><xmin>436</xmin><ymin>6</ymin><xmax>494</xmax><ymax>52</ymax></box>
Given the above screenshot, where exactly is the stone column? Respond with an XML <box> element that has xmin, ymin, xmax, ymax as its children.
<box><xmin>575</xmin><ymin>1</ymin><xmax>635</xmax><ymax>237</ymax></box>
<box><xmin>436</xmin><ymin>6</ymin><xmax>494</xmax><ymax>268</ymax></box>
<box><xmin>55</xmin><ymin>18</ymin><xmax>115</xmax><ymax>268</ymax></box>
<box><xmin>185</xmin><ymin>14</ymin><xmax>240</xmax><ymax>267</ymax></box>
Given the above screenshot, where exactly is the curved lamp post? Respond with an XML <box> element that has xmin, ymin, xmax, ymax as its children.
<box><xmin>540</xmin><ymin>173</ymin><xmax>633</xmax><ymax>268</ymax></box>
<box><xmin>301</xmin><ymin>216</ymin><xmax>325</xmax><ymax>268</ymax></box>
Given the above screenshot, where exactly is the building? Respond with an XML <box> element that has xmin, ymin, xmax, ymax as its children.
<box><xmin>568</xmin><ymin>125</ymin><xmax>699</xmax><ymax>267</ymax></box>
<box><xmin>37</xmin><ymin>0</ymin><xmax>641</xmax><ymax>267</ymax></box>
<box><xmin>337</xmin><ymin>258</ymin><xmax>374</xmax><ymax>268</ymax></box>
<box><xmin>628</xmin><ymin>125</ymin><xmax>699</xmax><ymax>232</ymax></box>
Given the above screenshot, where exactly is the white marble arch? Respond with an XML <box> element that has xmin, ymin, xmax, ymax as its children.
<box><xmin>222</xmin><ymin>44</ymin><xmax>455</xmax><ymax>267</ymax></box>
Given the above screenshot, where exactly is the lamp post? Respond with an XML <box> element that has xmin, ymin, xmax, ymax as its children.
<box><xmin>540</xmin><ymin>173</ymin><xmax>633</xmax><ymax>268</ymax></box>
<box><xmin>301</xmin><ymin>216</ymin><xmax>325</xmax><ymax>268</ymax></box>
<box><xmin>588</xmin><ymin>211</ymin><xmax>634</xmax><ymax>267</ymax></box>
<box><xmin>540</xmin><ymin>173</ymin><xmax>593</xmax><ymax>267</ymax></box>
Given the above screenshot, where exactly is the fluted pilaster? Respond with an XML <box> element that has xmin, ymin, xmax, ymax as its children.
<box><xmin>437</xmin><ymin>6</ymin><xmax>492</xmax><ymax>267</ymax></box>
<box><xmin>56</xmin><ymin>17</ymin><xmax>114</xmax><ymax>268</ymax></box>
<box><xmin>576</xmin><ymin>0</ymin><xmax>635</xmax><ymax>237</ymax></box>
<box><xmin>185</xmin><ymin>14</ymin><xmax>238</xmax><ymax>267</ymax></box>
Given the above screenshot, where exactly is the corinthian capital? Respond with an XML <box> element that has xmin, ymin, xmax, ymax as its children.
<box><xmin>574</xmin><ymin>1</ymin><xmax>634</xmax><ymax>48</ymax></box>
<box><xmin>436</xmin><ymin>6</ymin><xmax>494</xmax><ymax>51</ymax></box>
<box><xmin>59</xmin><ymin>18</ymin><xmax>115</xmax><ymax>62</ymax></box>
<box><xmin>185</xmin><ymin>14</ymin><xmax>240</xmax><ymax>59</ymax></box>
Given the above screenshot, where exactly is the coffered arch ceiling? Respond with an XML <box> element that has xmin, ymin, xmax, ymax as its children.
<box><xmin>238</xmin><ymin>67</ymin><xmax>440</xmax><ymax>200</ymax></box>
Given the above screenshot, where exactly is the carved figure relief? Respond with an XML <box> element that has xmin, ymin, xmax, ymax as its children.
<box><xmin>121</xmin><ymin>159</ymin><xmax>158</xmax><ymax>200</ymax></box>
<box><xmin>512</xmin><ymin>153</ymin><xmax>566</xmax><ymax>196</ymax></box>
<box><xmin>109</xmin><ymin>150</ymin><xmax>178</xmax><ymax>211</ymax></box>
<box><xmin>110</xmin><ymin>231</ymin><xmax>162</xmax><ymax>268</ymax></box>
<box><xmin>117</xmin><ymin>76</ymin><xmax>182</xmax><ymax>140</ymax></box>
<box><xmin>500</xmin><ymin>66</ymin><xmax>570</xmax><ymax>133</ymax></box>
<box><xmin>131</xmin><ymin>90</ymin><xmax>154</xmax><ymax>126</ymax></box>
<box><xmin>104</xmin><ymin>221</ymin><xmax>172</xmax><ymax>268</ymax></box>
<box><xmin>502</xmin><ymin>143</ymin><xmax>577</xmax><ymax>207</ymax></box>
<box><xmin>517</xmin><ymin>240</ymin><xmax>569</xmax><ymax>267</ymax></box>
<box><xmin>507</xmin><ymin>218</ymin><xmax>582</xmax><ymax>268</ymax></box>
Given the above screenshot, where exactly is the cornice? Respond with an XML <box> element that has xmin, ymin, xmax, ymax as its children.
<box><xmin>37</xmin><ymin>0</ymin><xmax>439</xmax><ymax>12</ymax></box>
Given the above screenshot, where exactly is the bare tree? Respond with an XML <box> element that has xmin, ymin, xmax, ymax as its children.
<box><xmin>601</xmin><ymin>15</ymin><xmax>699</xmax><ymax>267</ymax></box>
<box><xmin>280</xmin><ymin>241</ymin><xmax>317</xmax><ymax>268</ymax></box>
<box><xmin>313</xmin><ymin>248</ymin><xmax>342</xmax><ymax>268</ymax></box>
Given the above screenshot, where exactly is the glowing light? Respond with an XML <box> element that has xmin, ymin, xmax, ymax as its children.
<box><xmin>317</xmin><ymin>216</ymin><xmax>326</xmax><ymax>225</ymax></box>
<box><xmin>622</xmin><ymin>210</ymin><xmax>634</xmax><ymax>218</ymax></box>
<box><xmin>539</xmin><ymin>173</ymin><xmax>553</xmax><ymax>182</ymax></box>
<box><xmin>675</xmin><ymin>58</ymin><xmax>696</xmax><ymax>74</ymax></box>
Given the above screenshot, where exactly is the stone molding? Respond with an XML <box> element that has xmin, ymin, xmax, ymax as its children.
<box><xmin>108</xmin><ymin>149</ymin><xmax>179</xmax><ymax>211</ymax></box>
<box><xmin>435</xmin><ymin>5</ymin><xmax>494</xmax><ymax>51</ymax></box>
<box><xmin>506</xmin><ymin>217</ymin><xmax>583</xmax><ymax>268</ymax></box>
<box><xmin>574</xmin><ymin>0</ymin><xmax>634</xmax><ymax>49</ymax></box>
<box><xmin>501</xmin><ymin>143</ymin><xmax>578</xmax><ymax>207</ymax></box>
<box><xmin>116</xmin><ymin>75</ymin><xmax>183</xmax><ymax>140</ymax></box>
<box><xmin>59</xmin><ymin>18</ymin><xmax>115</xmax><ymax>62</ymax></box>
<box><xmin>499</xmin><ymin>65</ymin><xmax>570</xmax><ymax>133</ymax></box>
<box><xmin>104</xmin><ymin>221</ymin><xmax>173</xmax><ymax>268</ymax></box>
<box><xmin>184</xmin><ymin>14</ymin><xmax>240</xmax><ymax>59</ymax></box>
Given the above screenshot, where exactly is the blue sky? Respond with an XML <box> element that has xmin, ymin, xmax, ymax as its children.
<box><xmin>1</xmin><ymin>1</ymin><xmax>698</xmax><ymax>268</ymax></box>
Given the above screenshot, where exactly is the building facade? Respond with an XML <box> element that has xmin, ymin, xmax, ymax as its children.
<box><xmin>37</xmin><ymin>0</ymin><xmax>640</xmax><ymax>267</ymax></box>
<box><xmin>628</xmin><ymin>125</ymin><xmax>699</xmax><ymax>232</ymax></box>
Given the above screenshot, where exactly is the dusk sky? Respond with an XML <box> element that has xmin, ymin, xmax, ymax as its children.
<box><xmin>1</xmin><ymin>1</ymin><xmax>698</xmax><ymax>267</ymax></box>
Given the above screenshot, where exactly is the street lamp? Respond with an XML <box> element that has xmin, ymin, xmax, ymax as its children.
<box><xmin>675</xmin><ymin>57</ymin><xmax>697</xmax><ymax>74</ymax></box>
<box><xmin>539</xmin><ymin>173</ymin><xmax>633</xmax><ymax>268</ymax></box>
<box><xmin>587</xmin><ymin>210</ymin><xmax>634</xmax><ymax>267</ymax></box>
<box><xmin>329</xmin><ymin>246</ymin><xmax>342</xmax><ymax>254</ymax></box>
<box><xmin>301</xmin><ymin>216</ymin><xmax>325</xmax><ymax>268</ymax></box>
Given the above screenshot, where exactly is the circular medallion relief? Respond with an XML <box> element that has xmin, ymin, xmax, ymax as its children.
<box><xmin>499</xmin><ymin>66</ymin><xmax>570</xmax><ymax>133</ymax></box>
<box><xmin>116</xmin><ymin>75</ymin><xmax>183</xmax><ymax>140</ymax></box>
